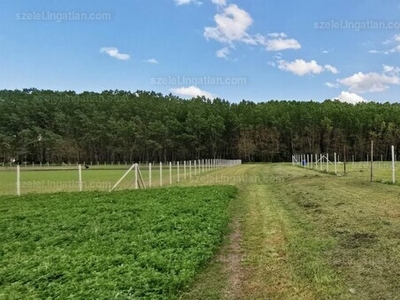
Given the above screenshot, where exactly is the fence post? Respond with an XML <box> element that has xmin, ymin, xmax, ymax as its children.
<box><xmin>392</xmin><ymin>145</ymin><xmax>395</xmax><ymax>184</ymax></box>
<box><xmin>177</xmin><ymin>161</ymin><xmax>180</xmax><ymax>183</ymax></box>
<box><xmin>78</xmin><ymin>164</ymin><xmax>83</xmax><ymax>192</ymax></box>
<box><xmin>184</xmin><ymin>161</ymin><xmax>186</xmax><ymax>180</ymax></box>
<box><xmin>149</xmin><ymin>163</ymin><xmax>152</xmax><ymax>188</ymax></box>
<box><xmin>370</xmin><ymin>140</ymin><xmax>374</xmax><ymax>183</ymax></box>
<box><xmin>160</xmin><ymin>162</ymin><xmax>163</xmax><ymax>187</ymax></box>
<box><xmin>134</xmin><ymin>164</ymin><xmax>138</xmax><ymax>189</ymax></box>
<box><xmin>169</xmin><ymin>162</ymin><xmax>172</xmax><ymax>185</ymax></box>
<box><xmin>190</xmin><ymin>160</ymin><xmax>192</xmax><ymax>178</ymax></box>
<box><xmin>16</xmin><ymin>165</ymin><xmax>20</xmax><ymax>196</ymax></box>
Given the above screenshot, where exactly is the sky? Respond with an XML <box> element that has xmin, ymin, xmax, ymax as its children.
<box><xmin>1</xmin><ymin>0</ymin><xmax>400</xmax><ymax>104</ymax></box>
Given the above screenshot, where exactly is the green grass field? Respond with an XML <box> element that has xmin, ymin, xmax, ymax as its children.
<box><xmin>298</xmin><ymin>160</ymin><xmax>400</xmax><ymax>183</ymax></box>
<box><xmin>1</xmin><ymin>163</ymin><xmax>400</xmax><ymax>299</ymax></box>
<box><xmin>1</xmin><ymin>161</ymin><xmax>399</xmax><ymax>195</ymax></box>
<box><xmin>0</xmin><ymin>186</ymin><xmax>236</xmax><ymax>299</ymax></box>
<box><xmin>0</xmin><ymin>164</ymin><xmax>211</xmax><ymax>195</ymax></box>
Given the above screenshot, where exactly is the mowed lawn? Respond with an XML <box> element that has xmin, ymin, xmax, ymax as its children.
<box><xmin>0</xmin><ymin>186</ymin><xmax>236</xmax><ymax>299</ymax></box>
<box><xmin>181</xmin><ymin>164</ymin><xmax>400</xmax><ymax>300</ymax></box>
<box><xmin>299</xmin><ymin>160</ymin><xmax>400</xmax><ymax>184</ymax></box>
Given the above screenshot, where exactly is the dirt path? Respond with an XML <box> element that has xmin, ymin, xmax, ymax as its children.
<box><xmin>182</xmin><ymin>164</ymin><xmax>314</xmax><ymax>299</ymax></box>
<box><xmin>221</xmin><ymin>218</ymin><xmax>243</xmax><ymax>300</ymax></box>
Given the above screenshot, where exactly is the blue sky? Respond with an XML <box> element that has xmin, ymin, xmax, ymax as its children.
<box><xmin>1</xmin><ymin>0</ymin><xmax>400</xmax><ymax>103</ymax></box>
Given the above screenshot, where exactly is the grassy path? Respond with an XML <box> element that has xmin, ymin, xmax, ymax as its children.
<box><xmin>181</xmin><ymin>164</ymin><xmax>400</xmax><ymax>299</ymax></box>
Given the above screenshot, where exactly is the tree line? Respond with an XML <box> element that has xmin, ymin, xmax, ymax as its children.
<box><xmin>0</xmin><ymin>88</ymin><xmax>400</xmax><ymax>164</ymax></box>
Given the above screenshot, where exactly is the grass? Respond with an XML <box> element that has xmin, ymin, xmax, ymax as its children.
<box><xmin>0</xmin><ymin>186</ymin><xmax>236</xmax><ymax>299</ymax></box>
<box><xmin>2</xmin><ymin>163</ymin><xmax>400</xmax><ymax>299</ymax></box>
<box><xmin>0</xmin><ymin>164</ymin><xmax>200</xmax><ymax>195</ymax></box>
<box><xmin>301</xmin><ymin>160</ymin><xmax>400</xmax><ymax>184</ymax></box>
<box><xmin>182</xmin><ymin>164</ymin><xmax>400</xmax><ymax>299</ymax></box>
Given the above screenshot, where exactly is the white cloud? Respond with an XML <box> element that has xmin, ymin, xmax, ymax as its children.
<box><xmin>324</xmin><ymin>64</ymin><xmax>339</xmax><ymax>74</ymax></box>
<box><xmin>370</xmin><ymin>35</ymin><xmax>400</xmax><ymax>54</ymax></box>
<box><xmin>100</xmin><ymin>47</ymin><xmax>130</xmax><ymax>60</ymax></box>
<box><xmin>383</xmin><ymin>64</ymin><xmax>400</xmax><ymax>74</ymax></box>
<box><xmin>368</xmin><ymin>49</ymin><xmax>390</xmax><ymax>54</ymax></box>
<box><xmin>204</xmin><ymin>4</ymin><xmax>255</xmax><ymax>44</ymax></box>
<box><xmin>383</xmin><ymin>65</ymin><xmax>394</xmax><ymax>73</ymax></box>
<box><xmin>278</xmin><ymin>59</ymin><xmax>323</xmax><ymax>76</ymax></box>
<box><xmin>277</xmin><ymin>59</ymin><xmax>338</xmax><ymax>76</ymax></box>
<box><xmin>211</xmin><ymin>0</ymin><xmax>227</xmax><ymax>6</ymax></box>
<box><xmin>325</xmin><ymin>82</ymin><xmax>340</xmax><ymax>88</ymax></box>
<box><xmin>254</xmin><ymin>34</ymin><xmax>301</xmax><ymax>51</ymax></box>
<box><xmin>170</xmin><ymin>86</ymin><xmax>215</xmax><ymax>99</ymax></box>
<box><xmin>204</xmin><ymin>4</ymin><xmax>301</xmax><ymax>56</ymax></box>
<box><xmin>216</xmin><ymin>47</ymin><xmax>230</xmax><ymax>58</ymax></box>
<box><xmin>267</xmin><ymin>32</ymin><xmax>286</xmax><ymax>38</ymax></box>
<box><xmin>335</xmin><ymin>91</ymin><xmax>368</xmax><ymax>104</ymax></box>
<box><xmin>175</xmin><ymin>0</ymin><xmax>202</xmax><ymax>5</ymax></box>
<box><xmin>257</xmin><ymin>32</ymin><xmax>301</xmax><ymax>51</ymax></box>
<box><xmin>263</xmin><ymin>37</ymin><xmax>301</xmax><ymax>51</ymax></box>
<box><xmin>321</xmin><ymin>48</ymin><xmax>334</xmax><ymax>54</ymax></box>
<box><xmin>390</xmin><ymin>45</ymin><xmax>400</xmax><ymax>53</ymax></box>
<box><xmin>338</xmin><ymin>69</ymin><xmax>400</xmax><ymax>93</ymax></box>
<box><xmin>146</xmin><ymin>58</ymin><xmax>159</xmax><ymax>64</ymax></box>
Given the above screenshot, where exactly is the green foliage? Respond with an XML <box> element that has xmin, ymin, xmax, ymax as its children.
<box><xmin>2</xmin><ymin>89</ymin><xmax>400</xmax><ymax>163</ymax></box>
<box><xmin>0</xmin><ymin>186</ymin><xmax>236</xmax><ymax>299</ymax></box>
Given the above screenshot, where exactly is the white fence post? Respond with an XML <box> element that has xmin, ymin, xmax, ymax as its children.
<box><xmin>392</xmin><ymin>145</ymin><xmax>396</xmax><ymax>184</ymax></box>
<box><xmin>177</xmin><ymin>161</ymin><xmax>180</xmax><ymax>183</ymax></box>
<box><xmin>135</xmin><ymin>163</ymin><xmax>138</xmax><ymax>190</ymax></box>
<box><xmin>184</xmin><ymin>161</ymin><xmax>186</xmax><ymax>180</ymax></box>
<box><xmin>149</xmin><ymin>163</ymin><xmax>152</xmax><ymax>188</ymax></box>
<box><xmin>17</xmin><ymin>165</ymin><xmax>20</xmax><ymax>196</ymax></box>
<box><xmin>78</xmin><ymin>164</ymin><xmax>83</xmax><ymax>192</ymax></box>
<box><xmin>160</xmin><ymin>162</ymin><xmax>163</xmax><ymax>187</ymax></box>
<box><xmin>169</xmin><ymin>162</ymin><xmax>172</xmax><ymax>185</ymax></box>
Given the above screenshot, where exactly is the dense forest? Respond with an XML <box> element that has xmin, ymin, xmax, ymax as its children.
<box><xmin>0</xmin><ymin>89</ymin><xmax>400</xmax><ymax>163</ymax></box>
